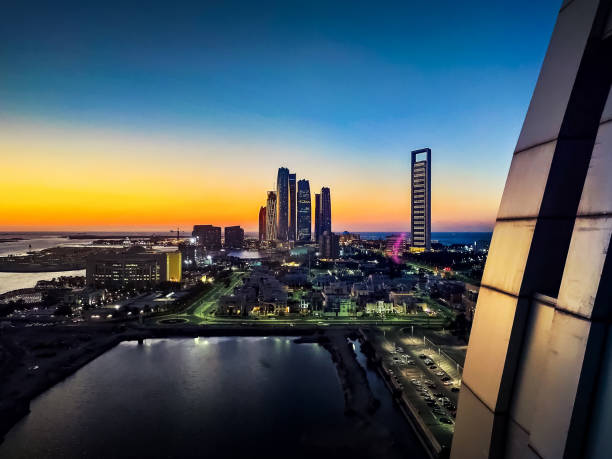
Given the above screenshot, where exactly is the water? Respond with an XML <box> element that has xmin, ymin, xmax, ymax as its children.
<box><xmin>349</xmin><ymin>339</ymin><xmax>428</xmax><ymax>457</ymax></box>
<box><xmin>0</xmin><ymin>337</ymin><xmax>425</xmax><ymax>459</ymax></box>
<box><xmin>0</xmin><ymin>270</ymin><xmax>86</xmax><ymax>294</ymax></box>
<box><xmin>0</xmin><ymin>236</ymin><xmax>76</xmax><ymax>257</ymax></box>
<box><xmin>354</xmin><ymin>231</ymin><xmax>492</xmax><ymax>246</ymax></box>
<box><xmin>226</xmin><ymin>250</ymin><xmax>263</xmax><ymax>259</ymax></box>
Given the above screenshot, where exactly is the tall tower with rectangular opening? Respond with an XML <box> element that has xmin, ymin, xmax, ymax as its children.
<box><xmin>411</xmin><ymin>148</ymin><xmax>431</xmax><ymax>251</ymax></box>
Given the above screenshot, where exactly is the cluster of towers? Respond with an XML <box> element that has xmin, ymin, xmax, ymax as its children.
<box><xmin>258</xmin><ymin>167</ymin><xmax>331</xmax><ymax>243</ymax></box>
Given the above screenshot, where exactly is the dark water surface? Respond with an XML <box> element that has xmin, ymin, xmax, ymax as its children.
<box><xmin>0</xmin><ymin>337</ymin><xmax>425</xmax><ymax>459</ymax></box>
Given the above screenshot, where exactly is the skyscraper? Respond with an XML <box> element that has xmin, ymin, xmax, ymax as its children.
<box><xmin>320</xmin><ymin>187</ymin><xmax>331</xmax><ymax>234</ymax></box>
<box><xmin>410</xmin><ymin>148</ymin><xmax>431</xmax><ymax>251</ymax></box>
<box><xmin>314</xmin><ymin>193</ymin><xmax>321</xmax><ymax>243</ymax></box>
<box><xmin>297</xmin><ymin>179</ymin><xmax>311</xmax><ymax>242</ymax></box>
<box><xmin>288</xmin><ymin>173</ymin><xmax>296</xmax><ymax>241</ymax></box>
<box><xmin>276</xmin><ymin>167</ymin><xmax>289</xmax><ymax>241</ymax></box>
<box><xmin>265</xmin><ymin>191</ymin><xmax>277</xmax><ymax>241</ymax></box>
<box><xmin>258</xmin><ymin>206</ymin><xmax>266</xmax><ymax>242</ymax></box>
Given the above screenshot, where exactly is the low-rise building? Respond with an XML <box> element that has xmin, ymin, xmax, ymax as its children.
<box><xmin>192</xmin><ymin>225</ymin><xmax>222</xmax><ymax>249</ymax></box>
<box><xmin>86</xmin><ymin>248</ymin><xmax>181</xmax><ymax>289</ymax></box>
<box><xmin>63</xmin><ymin>288</ymin><xmax>106</xmax><ymax>307</ymax></box>
<box><xmin>224</xmin><ymin>226</ymin><xmax>245</xmax><ymax>249</ymax></box>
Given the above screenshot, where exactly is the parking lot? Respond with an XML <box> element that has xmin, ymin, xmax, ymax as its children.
<box><xmin>366</xmin><ymin>327</ymin><xmax>465</xmax><ymax>450</ymax></box>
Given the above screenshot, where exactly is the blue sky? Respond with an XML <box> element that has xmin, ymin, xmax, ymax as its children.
<box><xmin>0</xmin><ymin>0</ymin><xmax>561</xmax><ymax>231</ymax></box>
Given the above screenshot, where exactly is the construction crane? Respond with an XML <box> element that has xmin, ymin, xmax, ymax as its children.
<box><xmin>170</xmin><ymin>227</ymin><xmax>180</xmax><ymax>243</ymax></box>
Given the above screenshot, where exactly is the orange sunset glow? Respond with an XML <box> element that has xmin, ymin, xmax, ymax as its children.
<box><xmin>0</xmin><ymin>117</ymin><xmax>503</xmax><ymax>232</ymax></box>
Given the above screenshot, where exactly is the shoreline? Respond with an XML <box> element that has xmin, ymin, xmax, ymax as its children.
<box><xmin>0</xmin><ymin>324</ymin><xmax>439</xmax><ymax>458</ymax></box>
<box><xmin>0</xmin><ymin>266</ymin><xmax>85</xmax><ymax>273</ymax></box>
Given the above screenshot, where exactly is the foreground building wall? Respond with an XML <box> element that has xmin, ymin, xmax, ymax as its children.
<box><xmin>451</xmin><ymin>1</ymin><xmax>612</xmax><ymax>458</ymax></box>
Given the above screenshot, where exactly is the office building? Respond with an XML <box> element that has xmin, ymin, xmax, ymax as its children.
<box><xmin>86</xmin><ymin>248</ymin><xmax>182</xmax><ymax>289</ymax></box>
<box><xmin>289</xmin><ymin>173</ymin><xmax>297</xmax><ymax>241</ymax></box>
<box><xmin>320</xmin><ymin>187</ymin><xmax>332</xmax><ymax>234</ymax></box>
<box><xmin>276</xmin><ymin>167</ymin><xmax>289</xmax><ymax>240</ymax></box>
<box><xmin>410</xmin><ymin>148</ymin><xmax>431</xmax><ymax>251</ymax></box>
<box><xmin>192</xmin><ymin>225</ymin><xmax>221</xmax><ymax>250</ymax></box>
<box><xmin>451</xmin><ymin>2</ymin><xmax>612</xmax><ymax>458</ymax></box>
<box><xmin>297</xmin><ymin>179</ymin><xmax>311</xmax><ymax>242</ymax></box>
<box><xmin>319</xmin><ymin>231</ymin><xmax>339</xmax><ymax>259</ymax></box>
<box><xmin>266</xmin><ymin>191</ymin><xmax>277</xmax><ymax>241</ymax></box>
<box><xmin>258</xmin><ymin>206</ymin><xmax>267</xmax><ymax>241</ymax></box>
<box><xmin>224</xmin><ymin>226</ymin><xmax>244</xmax><ymax>249</ymax></box>
<box><xmin>314</xmin><ymin>193</ymin><xmax>321</xmax><ymax>242</ymax></box>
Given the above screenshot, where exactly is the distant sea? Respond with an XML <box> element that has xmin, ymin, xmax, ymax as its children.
<box><xmin>0</xmin><ymin>230</ymin><xmax>493</xmax><ymax>251</ymax></box>
<box><xmin>354</xmin><ymin>232</ymin><xmax>492</xmax><ymax>245</ymax></box>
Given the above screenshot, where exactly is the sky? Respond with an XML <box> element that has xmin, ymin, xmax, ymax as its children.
<box><xmin>0</xmin><ymin>0</ymin><xmax>560</xmax><ymax>232</ymax></box>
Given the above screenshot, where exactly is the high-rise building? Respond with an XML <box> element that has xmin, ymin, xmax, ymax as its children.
<box><xmin>319</xmin><ymin>231</ymin><xmax>339</xmax><ymax>259</ymax></box>
<box><xmin>258</xmin><ymin>206</ymin><xmax>267</xmax><ymax>242</ymax></box>
<box><xmin>276</xmin><ymin>167</ymin><xmax>289</xmax><ymax>241</ymax></box>
<box><xmin>265</xmin><ymin>191</ymin><xmax>277</xmax><ymax>241</ymax></box>
<box><xmin>320</xmin><ymin>187</ymin><xmax>332</xmax><ymax>234</ymax></box>
<box><xmin>410</xmin><ymin>148</ymin><xmax>431</xmax><ymax>251</ymax></box>
<box><xmin>288</xmin><ymin>173</ymin><xmax>296</xmax><ymax>241</ymax></box>
<box><xmin>314</xmin><ymin>193</ymin><xmax>321</xmax><ymax>243</ymax></box>
<box><xmin>192</xmin><ymin>225</ymin><xmax>222</xmax><ymax>249</ymax></box>
<box><xmin>451</xmin><ymin>2</ymin><xmax>612</xmax><ymax>458</ymax></box>
<box><xmin>224</xmin><ymin>226</ymin><xmax>244</xmax><ymax>249</ymax></box>
<box><xmin>297</xmin><ymin>179</ymin><xmax>311</xmax><ymax>242</ymax></box>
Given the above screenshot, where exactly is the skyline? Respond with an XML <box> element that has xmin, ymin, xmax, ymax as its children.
<box><xmin>0</xmin><ymin>0</ymin><xmax>560</xmax><ymax>232</ymax></box>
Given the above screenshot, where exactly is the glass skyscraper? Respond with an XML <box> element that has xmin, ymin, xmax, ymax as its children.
<box><xmin>258</xmin><ymin>206</ymin><xmax>266</xmax><ymax>242</ymax></box>
<box><xmin>289</xmin><ymin>173</ymin><xmax>296</xmax><ymax>241</ymax></box>
<box><xmin>320</xmin><ymin>187</ymin><xmax>331</xmax><ymax>235</ymax></box>
<box><xmin>410</xmin><ymin>148</ymin><xmax>431</xmax><ymax>251</ymax></box>
<box><xmin>314</xmin><ymin>193</ymin><xmax>321</xmax><ymax>243</ymax></box>
<box><xmin>276</xmin><ymin>167</ymin><xmax>289</xmax><ymax>241</ymax></box>
<box><xmin>297</xmin><ymin>179</ymin><xmax>311</xmax><ymax>242</ymax></box>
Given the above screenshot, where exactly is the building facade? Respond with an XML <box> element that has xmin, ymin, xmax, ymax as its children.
<box><xmin>297</xmin><ymin>179</ymin><xmax>312</xmax><ymax>242</ymax></box>
<box><xmin>258</xmin><ymin>206</ymin><xmax>267</xmax><ymax>242</ymax></box>
<box><xmin>319</xmin><ymin>231</ymin><xmax>339</xmax><ymax>259</ymax></box>
<box><xmin>314</xmin><ymin>193</ymin><xmax>321</xmax><ymax>243</ymax></box>
<box><xmin>276</xmin><ymin>167</ymin><xmax>289</xmax><ymax>241</ymax></box>
<box><xmin>192</xmin><ymin>225</ymin><xmax>222</xmax><ymax>250</ymax></box>
<box><xmin>451</xmin><ymin>1</ymin><xmax>612</xmax><ymax>458</ymax></box>
<box><xmin>289</xmin><ymin>173</ymin><xmax>297</xmax><ymax>241</ymax></box>
<box><xmin>86</xmin><ymin>249</ymin><xmax>182</xmax><ymax>289</ymax></box>
<box><xmin>320</xmin><ymin>187</ymin><xmax>332</xmax><ymax>234</ymax></box>
<box><xmin>410</xmin><ymin>148</ymin><xmax>431</xmax><ymax>251</ymax></box>
<box><xmin>224</xmin><ymin>226</ymin><xmax>244</xmax><ymax>249</ymax></box>
<box><xmin>265</xmin><ymin>191</ymin><xmax>277</xmax><ymax>241</ymax></box>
